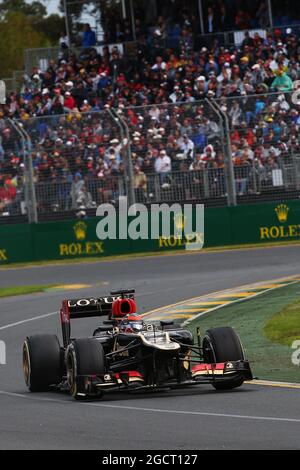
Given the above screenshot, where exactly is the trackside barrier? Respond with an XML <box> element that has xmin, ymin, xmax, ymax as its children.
<box><xmin>0</xmin><ymin>200</ymin><xmax>300</xmax><ymax>264</ymax></box>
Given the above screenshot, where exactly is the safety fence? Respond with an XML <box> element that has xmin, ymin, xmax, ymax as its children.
<box><xmin>2</xmin><ymin>92</ymin><xmax>300</xmax><ymax>222</ymax></box>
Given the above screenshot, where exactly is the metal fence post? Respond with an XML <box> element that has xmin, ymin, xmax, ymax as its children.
<box><xmin>8</xmin><ymin>119</ymin><xmax>38</xmax><ymax>223</ymax></box>
<box><xmin>21</xmin><ymin>124</ymin><xmax>38</xmax><ymax>223</ymax></box>
<box><xmin>8</xmin><ymin>119</ymin><xmax>30</xmax><ymax>222</ymax></box>
<box><xmin>110</xmin><ymin>109</ymin><xmax>136</xmax><ymax>207</ymax></box>
<box><xmin>205</xmin><ymin>98</ymin><xmax>237</xmax><ymax>207</ymax></box>
<box><xmin>108</xmin><ymin>108</ymin><xmax>130</xmax><ymax>206</ymax></box>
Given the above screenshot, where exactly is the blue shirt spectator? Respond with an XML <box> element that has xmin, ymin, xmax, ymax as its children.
<box><xmin>82</xmin><ymin>24</ymin><xmax>96</xmax><ymax>47</ymax></box>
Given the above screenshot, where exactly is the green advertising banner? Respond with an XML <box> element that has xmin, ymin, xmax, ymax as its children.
<box><xmin>0</xmin><ymin>200</ymin><xmax>300</xmax><ymax>265</ymax></box>
<box><xmin>0</xmin><ymin>223</ymin><xmax>33</xmax><ymax>264</ymax></box>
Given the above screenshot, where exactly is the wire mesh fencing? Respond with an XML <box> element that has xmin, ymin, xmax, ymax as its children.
<box><xmin>0</xmin><ymin>119</ymin><xmax>29</xmax><ymax>222</ymax></box>
<box><xmin>20</xmin><ymin>110</ymin><xmax>128</xmax><ymax>219</ymax></box>
<box><xmin>3</xmin><ymin>92</ymin><xmax>300</xmax><ymax>223</ymax></box>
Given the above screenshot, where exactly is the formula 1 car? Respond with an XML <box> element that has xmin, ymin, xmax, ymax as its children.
<box><xmin>23</xmin><ymin>289</ymin><xmax>253</xmax><ymax>399</ymax></box>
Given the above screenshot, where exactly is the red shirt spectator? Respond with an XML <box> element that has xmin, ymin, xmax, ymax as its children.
<box><xmin>0</xmin><ymin>179</ymin><xmax>17</xmax><ymax>204</ymax></box>
<box><xmin>64</xmin><ymin>92</ymin><xmax>76</xmax><ymax>110</ymax></box>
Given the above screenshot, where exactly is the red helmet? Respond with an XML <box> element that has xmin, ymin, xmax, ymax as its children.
<box><xmin>112</xmin><ymin>298</ymin><xmax>136</xmax><ymax>319</ymax></box>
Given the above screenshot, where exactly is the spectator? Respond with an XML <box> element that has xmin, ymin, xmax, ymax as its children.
<box><xmin>206</xmin><ymin>6</ymin><xmax>218</xmax><ymax>34</ymax></box>
<box><xmin>219</xmin><ymin>4</ymin><xmax>230</xmax><ymax>32</ymax></box>
<box><xmin>134</xmin><ymin>165</ymin><xmax>147</xmax><ymax>202</ymax></box>
<box><xmin>75</xmin><ymin>185</ymin><xmax>95</xmax><ymax>209</ymax></box>
<box><xmin>0</xmin><ymin>178</ymin><xmax>17</xmax><ymax>213</ymax></box>
<box><xmin>70</xmin><ymin>173</ymin><xmax>84</xmax><ymax>209</ymax></box>
<box><xmin>235</xmin><ymin>10</ymin><xmax>251</xmax><ymax>30</ymax></box>
<box><xmin>59</xmin><ymin>32</ymin><xmax>69</xmax><ymax>50</ymax></box>
<box><xmin>178</xmin><ymin>133</ymin><xmax>195</xmax><ymax>160</ymax></box>
<box><xmin>155</xmin><ymin>149</ymin><xmax>171</xmax><ymax>183</ymax></box>
<box><xmin>256</xmin><ymin>1</ymin><xmax>270</xmax><ymax>28</ymax></box>
<box><xmin>82</xmin><ymin>24</ymin><xmax>96</xmax><ymax>48</ymax></box>
<box><xmin>228</xmin><ymin>100</ymin><xmax>243</xmax><ymax>127</ymax></box>
<box><xmin>4</xmin><ymin>11</ymin><xmax>300</xmax><ymax>213</ymax></box>
<box><xmin>271</xmin><ymin>69</ymin><xmax>293</xmax><ymax>92</ymax></box>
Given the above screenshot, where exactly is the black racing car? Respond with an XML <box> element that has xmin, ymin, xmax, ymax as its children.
<box><xmin>23</xmin><ymin>289</ymin><xmax>253</xmax><ymax>399</ymax></box>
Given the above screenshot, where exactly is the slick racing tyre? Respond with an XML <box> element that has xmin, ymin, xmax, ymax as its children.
<box><xmin>23</xmin><ymin>335</ymin><xmax>62</xmax><ymax>392</ymax></box>
<box><xmin>203</xmin><ymin>327</ymin><xmax>245</xmax><ymax>391</ymax></box>
<box><xmin>66</xmin><ymin>338</ymin><xmax>106</xmax><ymax>399</ymax></box>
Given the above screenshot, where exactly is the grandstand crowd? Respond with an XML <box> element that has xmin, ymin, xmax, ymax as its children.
<box><xmin>1</xmin><ymin>4</ymin><xmax>300</xmax><ymax>215</ymax></box>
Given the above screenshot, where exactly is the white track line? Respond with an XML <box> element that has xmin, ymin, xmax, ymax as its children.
<box><xmin>0</xmin><ymin>312</ymin><xmax>58</xmax><ymax>331</ymax></box>
<box><xmin>0</xmin><ymin>390</ymin><xmax>299</xmax><ymax>424</ymax></box>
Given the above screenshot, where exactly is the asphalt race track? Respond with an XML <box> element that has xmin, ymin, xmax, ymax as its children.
<box><xmin>0</xmin><ymin>245</ymin><xmax>300</xmax><ymax>450</ymax></box>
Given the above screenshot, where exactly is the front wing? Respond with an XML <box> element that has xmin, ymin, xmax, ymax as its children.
<box><xmin>68</xmin><ymin>360</ymin><xmax>253</xmax><ymax>396</ymax></box>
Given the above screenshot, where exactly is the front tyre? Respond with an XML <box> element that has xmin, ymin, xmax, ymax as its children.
<box><xmin>203</xmin><ymin>327</ymin><xmax>245</xmax><ymax>391</ymax></box>
<box><xmin>23</xmin><ymin>335</ymin><xmax>62</xmax><ymax>392</ymax></box>
<box><xmin>66</xmin><ymin>338</ymin><xmax>106</xmax><ymax>399</ymax></box>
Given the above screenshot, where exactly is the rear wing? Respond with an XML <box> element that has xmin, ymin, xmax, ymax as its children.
<box><xmin>60</xmin><ymin>290</ymin><xmax>135</xmax><ymax>346</ymax></box>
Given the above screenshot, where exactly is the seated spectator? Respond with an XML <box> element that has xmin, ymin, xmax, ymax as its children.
<box><xmin>271</xmin><ymin>69</ymin><xmax>293</xmax><ymax>92</ymax></box>
<box><xmin>5</xmin><ymin>9</ymin><xmax>300</xmax><ymax>213</ymax></box>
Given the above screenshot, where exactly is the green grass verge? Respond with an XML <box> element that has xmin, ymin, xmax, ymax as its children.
<box><xmin>0</xmin><ymin>285</ymin><xmax>56</xmax><ymax>298</ymax></box>
<box><xmin>264</xmin><ymin>299</ymin><xmax>300</xmax><ymax>346</ymax></box>
<box><xmin>188</xmin><ymin>282</ymin><xmax>300</xmax><ymax>383</ymax></box>
<box><xmin>1</xmin><ymin>239</ymin><xmax>300</xmax><ymax>270</ymax></box>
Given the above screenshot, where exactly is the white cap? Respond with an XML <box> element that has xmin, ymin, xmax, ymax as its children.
<box><xmin>65</xmin><ymin>81</ymin><xmax>73</xmax><ymax>87</ymax></box>
<box><xmin>42</xmin><ymin>88</ymin><xmax>49</xmax><ymax>95</ymax></box>
<box><xmin>196</xmin><ymin>76</ymin><xmax>206</xmax><ymax>81</ymax></box>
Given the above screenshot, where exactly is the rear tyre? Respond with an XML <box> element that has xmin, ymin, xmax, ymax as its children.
<box><xmin>66</xmin><ymin>338</ymin><xmax>106</xmax><ymax>399</ymax></box>
<box><xmin>203</xmin><ymin>327</ymin><xmax>245</xmax><ymax>391</ymax></box>
<box><xmin>23</xmin><ymin>335</ymin><xmax>62</xmax><ymax>392</ymax></box>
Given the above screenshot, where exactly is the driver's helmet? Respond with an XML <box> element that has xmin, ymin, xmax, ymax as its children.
<box><xmin>120</xmin><ymin>314</ymin><xmax>143</xmax><ymax>333</ymax></box>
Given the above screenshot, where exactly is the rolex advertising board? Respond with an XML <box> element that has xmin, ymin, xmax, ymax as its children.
<box><xmin>0</xmin><ymin>201</ymin><xmax>299</xmax><ymax>264</ymax></box>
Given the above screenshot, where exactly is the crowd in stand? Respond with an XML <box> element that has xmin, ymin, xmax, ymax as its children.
<box><xmin>2</xmin><ymin>7</ymin><xmax>300</xmax><ymax>214</ymax></box>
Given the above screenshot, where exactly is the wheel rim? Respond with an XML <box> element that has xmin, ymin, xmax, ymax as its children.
<box><xmin>66</xmin><ymin>349</ymin><xmax>77</xmax><ymax>397</ymax></box>
<box><xmin>23</xmin><ymin>342</ymin><xmax>30</xmax><ymax>386</ymax></box>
